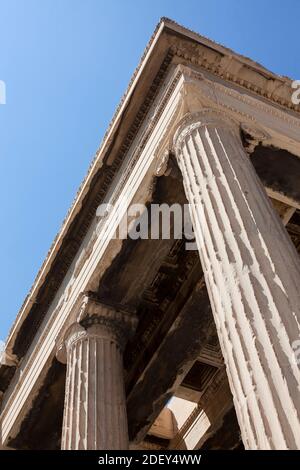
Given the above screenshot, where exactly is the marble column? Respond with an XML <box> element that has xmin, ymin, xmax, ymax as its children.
<box><xmin>57</xmin><ymin>296</ymin><xmax>137</xmax><ymax>450</ymax></box>
<box><xmin>173</xmin><ymin>110</ymin><xmax>300</xmax><ymax>449</ymax></box>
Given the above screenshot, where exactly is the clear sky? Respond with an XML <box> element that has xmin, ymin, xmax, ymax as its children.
<box><xmin>0</xmin><ymin>0</ymin><xmax>299</xmax><ymax>342</ymax></box>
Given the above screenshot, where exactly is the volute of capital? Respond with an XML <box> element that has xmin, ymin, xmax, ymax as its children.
<box><xmin>172</xmin><ymin>109</ymin><xmax>240</xmax><ymax>156</ymax></box>
<box><xmin>56</xmin><ymin>295</ymin><xmax>138</xmax><ymax>363</ymax></box>
<box><xmin>240</xmin><ymin>122</ymin><xmax>271</xmax><ymax>154</ymax></box>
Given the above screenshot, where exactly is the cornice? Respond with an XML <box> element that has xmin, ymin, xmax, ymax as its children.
<box><xmin>173</xmin><ymin>108</ymin><xmax>241</xmax><ymax>155</ymax></box>
<box><xmin>163</xmin><ymin>18</ymin><xmax>300</xmax><ymax>115</ymax></box>
<box><xmin>172</xmin><ymin>43</ymin><xmax>300</xmax><ymax>113</ymax></box>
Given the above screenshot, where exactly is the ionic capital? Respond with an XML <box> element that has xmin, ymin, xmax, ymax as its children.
<box><xmin>56</xmin><ymin>293</ymin><xmax>137</xmax><ymax>363</ymax></box>
<box><xmin>240</xmin><ymin>122</ymin><xmax>271</xmax><ymax>154</ymax></box>
<box><xmin>173</xmin><ymin>109</ymin><xmax>240</xmax><ymax>156</ymax></box>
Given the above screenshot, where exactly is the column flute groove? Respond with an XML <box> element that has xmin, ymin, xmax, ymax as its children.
<box><xmin>173</xmin><ymin>110</ymin><xmax>300</xmax><ymax>449</ymax></box>
<box><xmin>186</xmin><ymin>131</ymin><xmax>269</xmax><ymax>447</ymax></box>
<box><xmin>182</xmin><ymin>136</ymin><xmax>260</xmax><ymax>448</ymax></box>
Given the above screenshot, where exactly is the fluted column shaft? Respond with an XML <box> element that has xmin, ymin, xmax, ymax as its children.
<box><xmin>174</xmin><ymin>111</ymin><xmax>300</xmax><ymax>450</ymax></box>
<box><xmin>58</xmin><ymin>299</ymin><xmax>136</xmax><ymax>450</ymax></box>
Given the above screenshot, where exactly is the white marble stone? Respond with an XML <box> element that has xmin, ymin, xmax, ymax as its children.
<box><xmin>174</xmin><ymin>110</ymin><xmax>300</xmax><ymax>450</ymax></box>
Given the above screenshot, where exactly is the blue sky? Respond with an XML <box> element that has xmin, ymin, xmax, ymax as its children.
<box><xmin>0</xmin><ymin>0</ymin><xmax>299</xmax><ymax>342</ymax></box>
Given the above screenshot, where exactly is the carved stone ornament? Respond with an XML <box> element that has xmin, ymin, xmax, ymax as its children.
<box><xmin>240</xmin><ymin>122</ymin><xmax>271</xmax><ymax>154</ymax></box>
<box><xmin>173</xmin><ymin>108</ymin><xmax>240</xmax><ymax>155</ymax></box>
<box><xmin>56</xmin><ymin>293</ymin><xmax>137</xmax><ymax>363</ymax></box>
